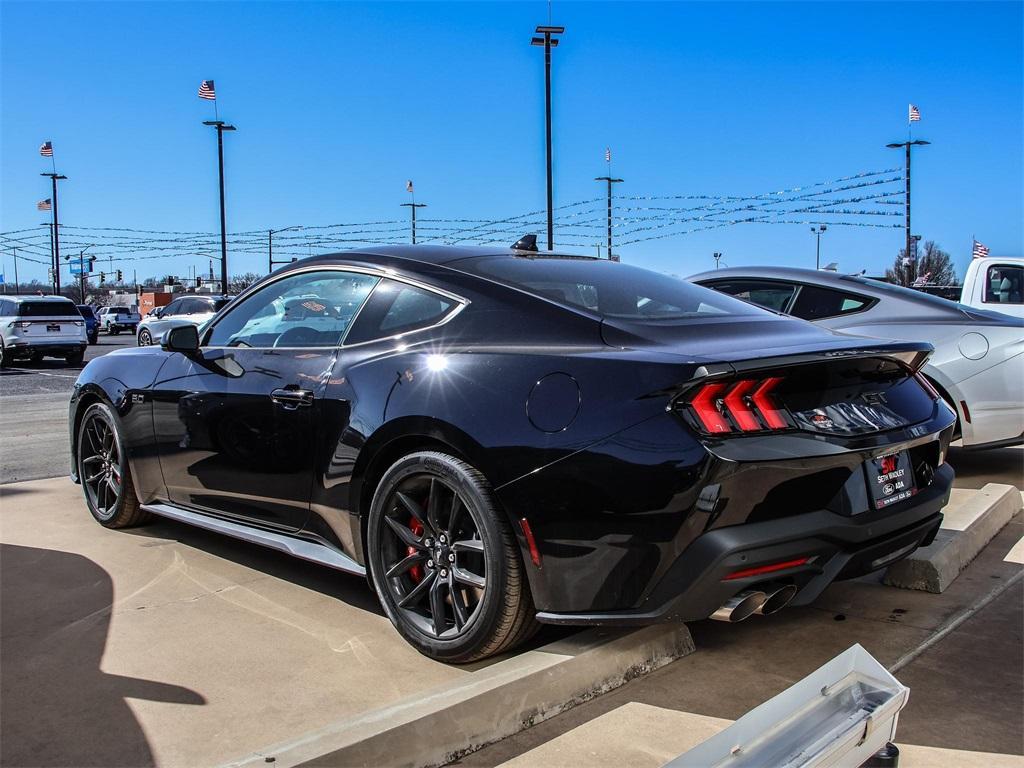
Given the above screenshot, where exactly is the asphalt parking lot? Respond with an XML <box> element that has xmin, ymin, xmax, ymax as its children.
<box><xmin>1</xmin><ymin>336</ymin><xmax>1021</xmax><ymax>766</ymax></box>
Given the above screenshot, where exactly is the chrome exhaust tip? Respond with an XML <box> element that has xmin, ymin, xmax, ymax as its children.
<box><xmin>755</xmin><ymin>584</ymin><xmax>799</xmax><ymax>616</ymax></box>
<box><xmin>711</xmin><ymin>590</ymin><xmax>767</xmax><ymax>623</ymax></box>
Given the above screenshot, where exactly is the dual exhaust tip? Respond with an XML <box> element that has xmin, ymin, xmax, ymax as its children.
<box><xmin>711</xmin><ymin>584</ymin><xmax>799</xmax><ymax>623</ymax></box>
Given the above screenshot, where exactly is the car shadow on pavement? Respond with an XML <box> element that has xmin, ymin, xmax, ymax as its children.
<box><xmin>0</xmin><ymin>543</ymin><xmax>205</xmax><ymax>767</ymax></box>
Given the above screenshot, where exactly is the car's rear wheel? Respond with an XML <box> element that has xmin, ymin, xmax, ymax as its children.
<box><xmin>0</xmin><ymin>340</ymin><xmax>7</xmax><ymax>369</ymax></box>
<box><xmin>77</xmin><ymin>402</ymin><xmax>150</xmax><ymax>528</ymax></box>
<box><xmin>138</xmin><ymin>328</ymin><xmax>152</xmax><ymax>346</ymax></box>
<box><xmin>367</xmin><ymin>451</ymin><xmax>537</xmax><ymax>663</ymax></box>
<box><xmin>110</xmin><ymin>326</ymin><xmax>121</xmax><ymax>336</ymax></box>
<box><xmin>66</xmin><ymin>350</ymin><xmax>84</xmax><ymax>366</ymax></box>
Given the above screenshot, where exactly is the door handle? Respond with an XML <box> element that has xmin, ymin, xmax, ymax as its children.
<box><xmin>270</xmin><ymin>387</ymin><xmax>314</xmax><ymax>409</ymax></box>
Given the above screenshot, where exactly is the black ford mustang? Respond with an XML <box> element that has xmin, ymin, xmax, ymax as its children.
<box><xmin>70</xmin><ymin>243</ymin><xmax>956</xmax><ymax>662</ymax></box>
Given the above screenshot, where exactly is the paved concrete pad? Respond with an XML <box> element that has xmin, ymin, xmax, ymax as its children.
<box><xmin>885</xmin><ymin>483</ymin><xmax>1022</xmax><ymax>592</ymax></box>
<box><xmin>1</xmin><ymin>477</ymin><xmax>693</xmax><ymax>767</ymax></box>
<box><xmin>492</xmin><ymin>702</ymin><xmax>1024</xmax><ymax>768</ymax></box>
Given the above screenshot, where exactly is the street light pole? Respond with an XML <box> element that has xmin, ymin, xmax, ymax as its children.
<box><xmin>532</xmin><ymin>24</ymin><xmax>564</xmax><ymax>251</ymax></box>
<box><xmin>204</xmin><ymin>120</ymin><xmax>236</xmax><ymax>293</ymax></box>
<box><xmin>41</xmin><ymin>173</ymin><xmax>67</xmax><ymax>295</ymax></box>
<box><xmin>594</xmin><ymin>175</ymin><xmax>623</xmax><ymax>260</ymax></box>
<box><xmin>886</xmin><ymin>139</ymin><xmax>929</xmax><ymax>272</ymax></box>
<box><xmin>811</xmin><ymin>224</ymin><xmax>827</xmax><ymax>270</ymax></box>
<box><xmin>400</xmin><ymin>202</ymin><xmax>427</xmax><ymax>244</ymax></box>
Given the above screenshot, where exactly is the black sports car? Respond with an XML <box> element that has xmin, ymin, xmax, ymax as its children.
<box><xmin>70</xmin><ymin>242</ymin><xmax>956</xmax><ymax>662</ymax></box>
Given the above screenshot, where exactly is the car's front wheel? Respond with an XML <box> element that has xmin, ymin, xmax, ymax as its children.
<box><xmin>367</xmin><ymin>451</ymin><xmax>538</xmax><ymax>663</ymax></box>
<box><xmin>138</xmin><ymin>328</ymin><xmax>152</xmax><ymax>346</ymax></box>
<box><xmin>77</xmin><ymin>402</ymin><xmax>150</xmax><ymax>528</ymax></box>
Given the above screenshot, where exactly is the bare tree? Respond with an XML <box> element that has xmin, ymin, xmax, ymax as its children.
<box><xmin>228</xmin><ymin>272</ymin><xmax>262</xmax><ymax>295</ymax></box>
<box><xmin>885</xmin><ymin>240</ymin><xmax>957</xmax><ymax>287</ymax></box>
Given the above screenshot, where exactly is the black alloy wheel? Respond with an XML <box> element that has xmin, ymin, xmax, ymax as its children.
<box><xmin>77</xmin><ymin>402</ymin><xmax>150</xmax><ymax>528</ymax></box>
<box><xmin>367</xmin><ymin>451</ymin><xmax>538</xmax><ymax>663</ymax></box>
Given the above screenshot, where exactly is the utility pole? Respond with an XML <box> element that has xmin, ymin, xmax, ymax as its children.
<box><xmin>41</xmin><ymin>173</ymin><xmax>67</xmax><ymax>295</ymax></box>
<box><xmin>594</xmin><ymin>175</ymin><xmax>623</xmax><ymax>260</ymax></box>
<box><xmin>886</xmin><ymin>139</ymin><xmax>929</xmax><ymax>272</ymax></box>
<box><xmin>531</xmin><ymin>24</ymin><xmax>564</xmax><ymax>251</ymax></box>
<box><xmin>268</xmin><ymin>226</ymin><xmax>303</xmax><ymax>273</ymax></box>
<box><xmin>811</xmin><ymin>224</ymin><xmax>827</xmax><ymax>270</ymax></box>
<box><xmin>12</xmin><ymin>248</ymin><xmax>19</xmax><ymax>293</ymax></box>
<box><xmin>203</xmin><ymin>120</ymin><xmax>236</xmax><ymax>294</ymax></box>
<box><xmin>400</xmin><ymin>202</ymin><xmax>427</xmax><ymax>244</ymax></box>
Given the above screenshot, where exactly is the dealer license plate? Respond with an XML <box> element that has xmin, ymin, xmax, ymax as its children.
<box><xmin>866</xmin><ymin>450</ymin><xmax>917</xmax><ymax>510</ymax></box>
<box><xmin>46</xmin><ymin>324</ymin><xmax>60</xmax><ymax>332</ymax></box>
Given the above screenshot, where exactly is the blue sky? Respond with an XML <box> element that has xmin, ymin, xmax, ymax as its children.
<box><xmin>2</xmin><ymin>1</ymin><xmax>1021</xmax><ymax>285</ymax></box>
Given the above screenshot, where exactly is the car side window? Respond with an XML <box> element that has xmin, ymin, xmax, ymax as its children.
<box><xmin>162</xmin><ymin>299</ymin><xmax>183</xmax><ymax>317</ymax></box>
<box><xmin>984</xmin><ymin>264</ymin><xmax>1023</xmax><ymax>305</ymax></box>
<box><xmin>205</xmin><ymin>270</ymin><xmax>378</xmax><ymax>348</ymax></box>
<box><xmin>344</xmin><ymin>279</ymin><xmax>459</xmax><ymax>345</ymax></box>
<box><xmin>789</xmin><ymin>285</ymin><xmax>870</xmax><ymax>321</ymax></box>
<box><xmin>703</xmin><ymin>280</ymin><xmax>798</xmax><ymax>313</ymax></box>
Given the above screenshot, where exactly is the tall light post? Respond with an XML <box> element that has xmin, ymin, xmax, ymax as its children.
<box><xmin>886</xmin><ymin>139</ymin><xmax>929</xmax><ymax>270</ymax></box>
<box><xmin>268</xmin><ymin>225</ymin><xmax>303</xmax><ymax>274</ymax></box>
<box><xmin>41</xmin><ymin>173</ymin><xmax>67</xmax><ymax>295</ymax></box>
<box><xmin>594</xmin><ymin>175</ymin><xmax>623</xmax><ymax>260</ymax></box>
<box><xmin>811</xmin><ymin>224</ymin><xmax>827</xmax><ymax>270</ymax></box>
<box><xmin>204</xmin><ymin>120</ymin><xmax>236</xmax><ymax>293</ymax></box>
<box><xmin>531</xmin><ymin>24</ymin><xmax>564</xmax><ymax>251</ymax></box>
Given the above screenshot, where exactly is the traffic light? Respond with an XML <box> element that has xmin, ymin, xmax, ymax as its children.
<box><xmin>99</xmin><ymin>272</ymin><xmax>106</xmax><ymax>284</ymax></box>
<box><xmin>196</xmin><ymin>277</ymin><xmax>203</xmax><ymax>288</ymax></box>
<box><xmin>116</xmin><ymin>269</ymin><xmax>123</xmax><ymax>281</ymax></box>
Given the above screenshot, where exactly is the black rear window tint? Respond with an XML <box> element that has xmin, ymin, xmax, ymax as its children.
<box><xmin>461</xmin><ymin>256</ymin><xmax>762</xmax><ymax>320</ymax></box>
<box><xmin>77</xmin><ymin>306</ymin><xmax>95</xmax><ymax>318</ymax></box>
<box><xmin>17</xmin><ymin>301</ymin><xmax>79</xmax><ymax>317</ymax></box>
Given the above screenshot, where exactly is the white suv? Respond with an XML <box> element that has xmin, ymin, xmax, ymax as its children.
<box><xmin>0</xmin><ymin>295</ymin><xmax>89</xmax><ymax>367</ymax></box>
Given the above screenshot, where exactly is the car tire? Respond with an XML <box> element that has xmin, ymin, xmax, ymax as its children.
<box><xmin>110</xmin><ymin>326</ymin><xmax>121</xmax><ymax>336</ymax></box>
<box><xmin>66</xmin><ymin>350</ymin><xmax>85</xmax><ymax>366</ymax></box>
<box><xmin>0</xmin><ymin>340</ymin><xmax>7</xmax><ymax>369</ymax></box>
<box><xmin>88</xmin><ymin>334</ymin><xmax>98</xmax><ymax>345</ymax></box>
<box><xmin>138</xmin><ymin>328</ymin><xmax>152</xmax><ymax>346</ymax></box>
<box><xmin>367</xmin><ymin>451</ymin><xmax>538</xmax><ymax>663</ymax></box>
<box><xmin>30</xmin><ymin>350</ymin><xmax>43</xmax><ymax>364</ymax></box>
<box><xmin>77</xmin><ymin>402</ymin><xmax>151</xmax><ymax>529</ymax></box>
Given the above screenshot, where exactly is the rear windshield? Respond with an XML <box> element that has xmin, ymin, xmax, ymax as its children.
<box><xmin>17</xmin><ymin>301</ymin><xmax>79</xmax><ymax>317</ymax></box>
<box><xmin>109</xmin><ymin>307</ymin><xmax>133</xmax><ymax>315</ymax></box>
<box><xmin>462</xmin><ymin>256</ymin><xmax>763</xmax><ymax>321</ymax></box>
<box><xmin>77</xmin><ymin>306</ymin><xmax>95</xmax><ymax>318</ymax></box>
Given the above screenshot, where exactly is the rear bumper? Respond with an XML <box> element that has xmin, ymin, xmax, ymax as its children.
<box><xmin>5</xmin><ymin>340</ymin><xmax>87</xmax><ymax>357</ymax></box>
<box><xmin>536</xmin><ymin>462</ymin><xmax>952</xmax><ymax>626</ymax></box>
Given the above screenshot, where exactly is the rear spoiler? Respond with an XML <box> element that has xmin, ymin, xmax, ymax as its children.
<box><xmin>689</xmin><ymin>340</ymin><xmax>933</xmax><ymax>383</ymax></box>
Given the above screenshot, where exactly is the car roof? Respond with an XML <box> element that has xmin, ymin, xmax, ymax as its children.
<box><xmin>5</xmin><ymin>294</ymin><xmax>75</xmax><ymax>303</ymax></box>
<box><xmin>291</xmin><ymin>244</ymin><xmax>591</xmax><ymax>270</ymax></box>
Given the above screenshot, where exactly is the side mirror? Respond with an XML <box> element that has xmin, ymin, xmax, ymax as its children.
<box><xmin>152</xmin><ymin>307</ymin><xmax>163</xmax><ymax>318</ymax></box>
<box><xmin>162</xmin><ymin>325</ymin><xmax>200</xmax><ymax>354</ymax></box>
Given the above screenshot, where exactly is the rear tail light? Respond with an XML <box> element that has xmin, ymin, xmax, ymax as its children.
<box><xmin>685</xmin><ymin>377</ymin><xmax>791</xmax><ymax>435</ymax></box>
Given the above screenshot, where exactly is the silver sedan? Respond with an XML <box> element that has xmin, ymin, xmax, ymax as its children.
<box><xmin>691</xmin><ymin>266</ymin><xmax>1024</xmax><ymax>449</ymax></box>
<box><xmin>137</xmin><ymin>295</ymin><xmax>231</xmax><ymax>347</ymax></box>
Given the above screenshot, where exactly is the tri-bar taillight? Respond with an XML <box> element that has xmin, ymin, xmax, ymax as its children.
<box><xmin>685</xmin><ymin>377</ymin><xmax>790</xmax><ymax>434</ymax></box>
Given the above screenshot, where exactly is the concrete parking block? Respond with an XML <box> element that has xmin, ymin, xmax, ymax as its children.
<box><xmin>0</xmin><ymin>477</ymin><xmax>693</xmax><ymax>768</ymax></box>
<box><xmin>884</xmin><ymin>483</ymin><xmax>1022</xmax><ymax>593</ymax></box>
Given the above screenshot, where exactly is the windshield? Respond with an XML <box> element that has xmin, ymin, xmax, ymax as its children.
<box><xmin>462</xmin><ymin>255</ymin><xmax>763</xmax><ymax>321</ymax></box>
<box><xmin>17</xmin><ymin>301</ymin><xmax>79</xmax><ymax>317</ymax></box>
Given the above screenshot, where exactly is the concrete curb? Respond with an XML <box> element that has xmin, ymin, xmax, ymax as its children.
<box><xmin>884</xmin><ymin>483</ymin><xmax>1022</xmax><ymax>593</ymax></box>
<box><xmin>225</xmin><ymin>624</ymin><xmax>695</xmax><ymax>768</ymax></box>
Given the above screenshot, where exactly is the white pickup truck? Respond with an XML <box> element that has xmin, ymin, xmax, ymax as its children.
<box><xmin>960</xmin><ymin>256</ymin><xmax>1024</xmax><ymax>319</ymax></box>
<box><xmin>97</xmin><ymin>305</ymin><xmax>142</xmax><ymax>335</ymax></box>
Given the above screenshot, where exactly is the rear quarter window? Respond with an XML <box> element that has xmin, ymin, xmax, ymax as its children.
<box><xmin>789</xmin><ymin>285</ymin><xmax>871</xmax><ymax>321</ymax></box>
<box><xmin>345</xmin><ymin>279</ymin><xmax>458</xmax><ymax>344</ymax></box>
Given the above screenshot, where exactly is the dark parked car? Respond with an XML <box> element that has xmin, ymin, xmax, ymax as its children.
<box><xmin>69</xmin><ymin>244</ymin><xmax>956</xmax><ymax>662</ymax></box>
<box><xmin>77</xmin><ymin>305</ymin><xmax>99</xmax><ymax>344</ymax></box>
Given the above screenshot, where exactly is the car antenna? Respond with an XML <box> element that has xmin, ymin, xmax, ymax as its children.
<box><xmin>511</xmin><ymin>234</ymin><xmax>539</xmax><ymax>252</ymax></box>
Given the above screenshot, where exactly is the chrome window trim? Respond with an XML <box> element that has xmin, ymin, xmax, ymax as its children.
<box><xmin>199</xmin><ymin>263</ymin><xmax>469</xmax><ymax>351</ymax></box>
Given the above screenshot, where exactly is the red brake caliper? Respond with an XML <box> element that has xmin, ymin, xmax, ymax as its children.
<box><xmin>408</xmin><ymin>518</ymin><xmax>424</xmax><ymax>583</ymax></box>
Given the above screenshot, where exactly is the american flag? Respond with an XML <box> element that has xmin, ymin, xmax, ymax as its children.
<box><xmin>406</xmin><ymin>180</ymin><xmax>414</xmax><ymax>193</ymax></box>
<box><xmin>39</xmin><ymin>141</ymin><xmax>53</xmax><ymax>157</ymax></box>
<box><xmin>37</xmin><ymin>199</ymin><xmax>52</xmax><ymax>211</ymax></box>
<box><xmin>605</xmin><ymin>147</ymin><xmax>611</xmax><ymax>163</ymax></box>
<box><xmin>912</xmin><ymin>271</ymin><xmax>932</xmax><ymax>287</ymax></box>
<box><xmin>198</xmin><ymin>80</ymin><xmax>216</xmax><ymax>100</ymax></box>
<box><xmin>908</xmin><ymin>104</ymin><xmax>921</xmax><ymax>122</ymax></box>
<box><xmin>972</xmin><ymin>240</ymin><xmax>990</xmax><ymax>259</ymax></box>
